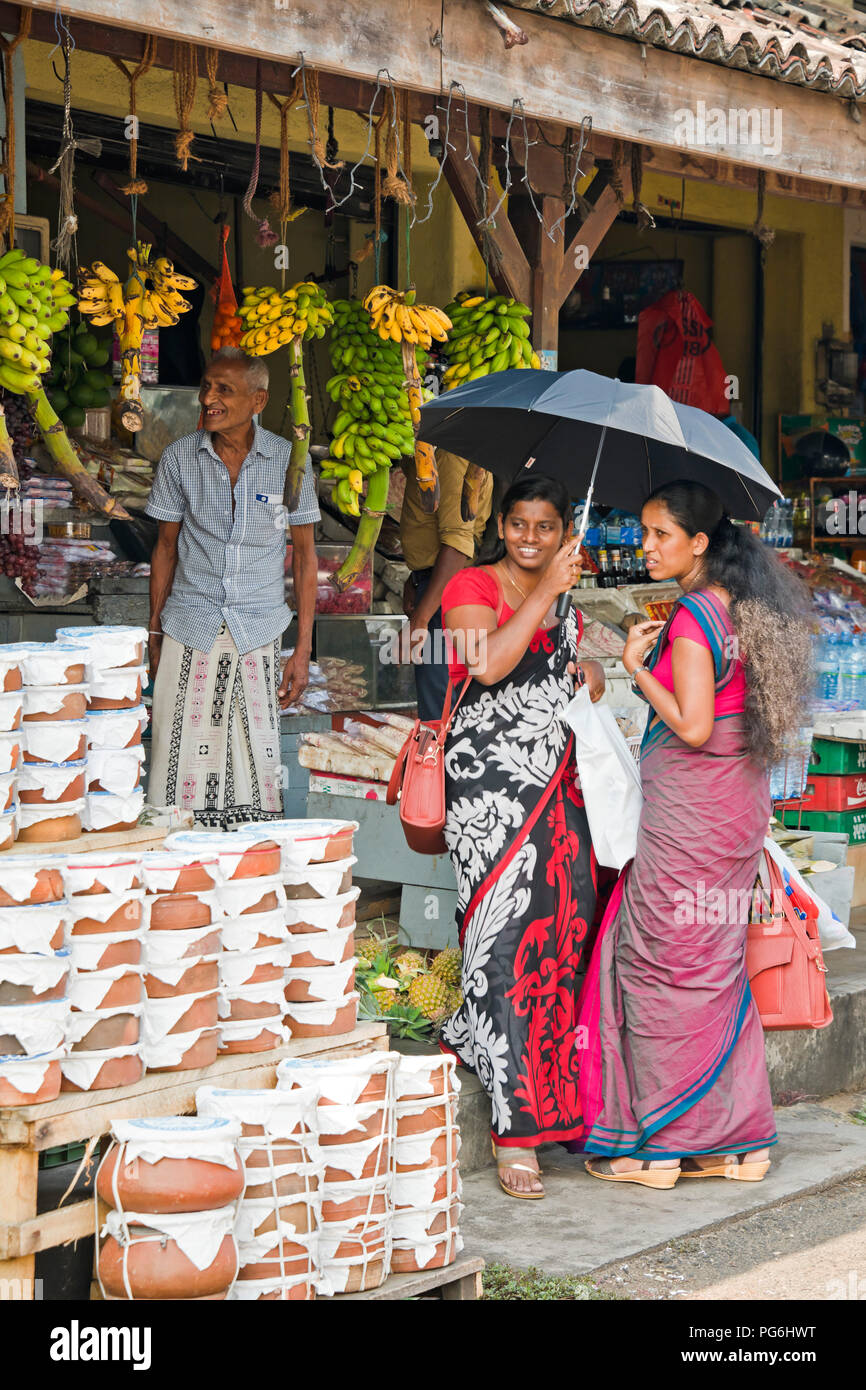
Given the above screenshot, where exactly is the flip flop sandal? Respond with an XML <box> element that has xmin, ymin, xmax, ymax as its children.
<box><xmin>492</xmin><ymin>1140</ymin><xmax>545</xmax><ymax>1200</ymax></box>
<box><xmin>680</xmin><ymin>1153</ymin><xmax>771</xmax><ymax>1182</ymax></box>
<box><xmin>585</xmin><ymin>1158</ymin><xmax>681</xmax><ymax>1190</ymax></box>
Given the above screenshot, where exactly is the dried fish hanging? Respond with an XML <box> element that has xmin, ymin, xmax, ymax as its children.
<box><xmin>110</xmin><ymin>35</ymin><xmax>157</xmax><ymax>196</ymax></box>
<box><xmin>0</xmin><ymin>6</ymin><xmax>31</xmax><ymax>243</ymax></box>
<box><xmin>205</xmin><ymin>47</ymin><xmax>228</xmax><ymax>123</ymax></box>
<box><xmin>172</xmin><ymin>41</ymin><xmax>199</xmax><ymax>173</ymax></box>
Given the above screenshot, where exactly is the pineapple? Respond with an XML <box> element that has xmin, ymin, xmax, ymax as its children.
<box><xmin>431</xmin><ymin>946</ymin><xmax>462</xmax><ymax>987</ymax></box>
<box><xmin>395</xmin><ymin>949</ymin><xmax>427</xmax><ymax>981</ymax></box>
<box><xmin>445</xmin><ymin>984</ymin><xmax>464</xmax><ymax>1013</ymax></box>
<box><xmin>408</xmin><ymin>971</ymin><xmax>450</xmax><ymax>1021</ymax></box>
<box><xmin>372</xmin><ymin>989</ymin><xmax>397</xmax><ymax>1015</ymax></box>
<box><xmin>355</xmin><ymin>936</ymin><xmax>383</xmax><ymax>968</ymax></box>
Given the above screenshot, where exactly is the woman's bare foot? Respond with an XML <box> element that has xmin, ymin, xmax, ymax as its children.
<box><xmin>493</xmin><ymin>1144</ymin><xmax>544</xmax><ymax>1198</ymax></box>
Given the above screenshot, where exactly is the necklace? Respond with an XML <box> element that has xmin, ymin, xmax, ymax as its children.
<box><xmin>501</xmin><ymin>560</ymin><xmax>529</xmax><ymax>602</ymax></box>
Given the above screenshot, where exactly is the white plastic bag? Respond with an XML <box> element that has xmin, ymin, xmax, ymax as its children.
<box><xmin>564</xmin><ymin>686</ymin><xmax>643</xmax><ymax>870</ymax></box>
<box><xmin>762</xmin><ymin>837</ymin><xmax>855</xmax><ymax>952</ymax></box>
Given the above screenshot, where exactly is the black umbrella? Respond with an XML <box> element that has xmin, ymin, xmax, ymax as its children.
<box><xmin>418</xmin><ymin>368</ymin><xmax>780</xmax><ymax>521</ymax></box>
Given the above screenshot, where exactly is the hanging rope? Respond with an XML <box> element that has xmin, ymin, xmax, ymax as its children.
<box><xmin>242</xmin><ymin>61</ymin><xmax>276</xmax><ymax>247</ymax></box>
<box><xmin>752</xmin><ymin>169</ymin><xmax>776</xmax><ymax>254</ymax></box>
<box><xmin>0</xmin><ymin>5</ymin><xmax>31</xmax><ymax>242</ymax></box>
<box><xmin>110</xmin><ymin>34</ymin><xmax>157</xmax><ymax>196</ymax></box>
<box><xmin>48</xmin><ymin>32</ymin><xmax>100</xmax><ymax>270</ymax></box>
<box><xmin>610</xmin><ymin>139</ymin><xmax>626</xmax><ymax>205</ymax></box>
<box><xmin>172</xmin><ymin>41</ymin><xmax>199</xmax><ymax>172</ymax></box>
<box><xmin>266</xmin><ymin>73</ymin><xmax>304</xmax><ymax>250</ymax></box>
<box><xmin>374</xmin><ymin>111</ymin><xmax>385</xmax><ymax>281</ymax></box>
<box><xmin>630</xmin><ymin>143</ymin><xmax>655</xmax><ymax>232</ymax></box>
<box><xmin>205</xmin><ymin>48</ymin><xmax>228</xmax><ymax>122</ymax></box>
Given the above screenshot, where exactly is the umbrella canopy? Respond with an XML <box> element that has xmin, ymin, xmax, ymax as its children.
<box><xmin>418</xmin><ymin>368</ymin><xmax>780</xmax><ymax>521</ymax></box>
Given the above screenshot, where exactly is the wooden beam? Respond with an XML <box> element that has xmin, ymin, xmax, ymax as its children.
<box><xmin>441</xmin><ymin>138</ymin><xmax>532</xmax><ymax>304</ymax></box>
<box><xmin>560</xmin><ymin>180</ymin><xmax>624</xmax><ymax>308</ymax></box>
<box><xmin>0</xmin><ymin>1198</ymin><xmax>96</xmax><ymax>1260</ymax></box>
<box><xmin>21</xmin><ymin>0</ymin><xmax>866</xmax><ymax>189</ymax></box>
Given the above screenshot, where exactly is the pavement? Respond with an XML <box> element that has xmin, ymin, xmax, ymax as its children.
<box><xmin>461</xmin><ymin>1095</ymin><xmax>866</xmax><ymax>1278</ymax></box>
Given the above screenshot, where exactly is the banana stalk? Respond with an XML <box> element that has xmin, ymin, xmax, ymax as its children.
<box><xmin>283</xmin><ymin>335</ymin><xmax>311</xmax><ymax>512</ymax></box>
<box><xmin>118</xmin><ymin>296</ymin><xmax>145</xmax><ymax>435</ymax></box>
<box><xmin>461</xmin><ymin>461</ymin><xmax>487</xmax><ymax>523</ymax></box>
<box><xmin>25</xmin><ymin>387</ymin><xmax>131</xmax><ymax>519</ymax></box>
<box><xmin>0</xmin><ymin>402</ymin><xmax>19</xmax><ymax>490</ymax></box>
<box><xmin>401</xmin><ymin>340</ymin><xmax>439</xmax><ymax>513</ymax></box>
<box><xmin>332</xmin><ymin>464</ymin><xmax>390</xmax><ymax>593</ymax></box>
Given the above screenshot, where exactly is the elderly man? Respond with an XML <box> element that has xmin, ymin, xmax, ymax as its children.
<box><xmin>146</xmin><ymin>347</ymin><xmax>319</xmax><ymax>828</ymax></box>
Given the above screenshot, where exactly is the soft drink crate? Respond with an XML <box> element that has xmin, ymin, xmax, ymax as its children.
<box><xmin>809</xmin><ymin>737</ymin><xmax>866</xmax><ymax>775</ymax></box>
<box><xmin>779</xmin><ymin>806</ymin><xmax>866</xmax><ymax>842</ymax></box>
<box><xmin>776</xmin><ymin>772</ymin><xmax>866</xmax><ymax>814</ymax></box>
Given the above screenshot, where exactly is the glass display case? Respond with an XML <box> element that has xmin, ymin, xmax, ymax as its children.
<box><xmin>314</xmin><ymin>614</ymin><xmax>415</xmax><ymax>709</ymax></box>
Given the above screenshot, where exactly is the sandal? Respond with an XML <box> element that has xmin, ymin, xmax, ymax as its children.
<box><xmin>680</xmin><ymin>1152</ymin><xmax>771</xmax><ymax>1182</ymax></box>
<box><xmin>492</xmin><ymin>1139</ymin><xmax>544</xmax><ymax>1200</ymax></box>
<box><xmin>585</xmin><ymin>1157</ymin><xmax>680</xmax><ymax>1190</ymax></box>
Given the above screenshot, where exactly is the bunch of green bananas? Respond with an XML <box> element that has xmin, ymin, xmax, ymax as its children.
<box><xmin>322</xmin><ymin>299</ymin><xmax>425</xmax><ymax>516</ymax></box>
<box><xmin>0</xmin><ymin>250</ymin><xmax>75</xmax><ymax>396</ymax></box>
<box><xmin>441</xmin><ymin>292</ymin><xmax>540</xmax><ymax>390</ymax></box>
<box><xmin>238</xmin><ymin>281</ymin><xmax>333</xmax><ymax>356</ymax></box>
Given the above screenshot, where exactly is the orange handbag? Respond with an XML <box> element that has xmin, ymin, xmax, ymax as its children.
<box><xmin>746</xmin><ymin>850</ymin><xmax>833</xmax><ymax>1031</ymax></box>
<box><xmin>386</xmin><ymin>677</ymin><xmax>471</xmax><ymax>855</ymax></box>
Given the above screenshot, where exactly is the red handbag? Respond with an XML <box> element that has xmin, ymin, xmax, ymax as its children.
<box><xmin>386</xmin><ymin>677</ymin><xmax>471</xmax><ymax>855</ymax></box>
<box><xmin>747</xmin><ymin>850</ymin><xmax>833</xmax><ymax>1030</ymax></box>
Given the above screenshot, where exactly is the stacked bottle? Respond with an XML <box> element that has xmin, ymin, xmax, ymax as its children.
<box><xmin>197</xmin><ymin>1085</ymin><xmax>321</xmax><ymax>1301</ymax></box>
<box><xmin>391</xmin><ymin>1055</ymin><xmax>463</xmax><ymax>1272</ymax></box>
<box><xmin>61</xmin><ymin>851</ymin><xmax>145</xmax><ymax>1092</ymax></box>
<box><xmin>17</xmin><ymin>643</ymin><xmax>88</xmax><ymax>843</ymax></box>
<box><xmin>0</xmin><ymin>648</ymin><xmax>22</xmax><ymax>847</ymax></box>
<box><xmin>0</xmin><ymin>854</ymin><xmax>69</xmax><ymax>1104</ymax></box>
<box><xmin>96</xmin><ymin>1116</ymin><xmax>244</xmax><ymax>1300</ymax></box>
<box><xmin>164</xmin><ymin>829</ymin><xmax>290</xmax><ymax>1055</ymax></box>
<box><xmin>278</xmin><ymin>1051</ymin><xmax>398</xmax><ymax>1295</ymax></box>
<box><xmin>56</xmin><ymin>625</ymin><xmax>148</xmax><ymax>834</ymax></box>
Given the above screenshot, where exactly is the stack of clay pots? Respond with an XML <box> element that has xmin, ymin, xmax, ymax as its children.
<box><xmin>0</xmin><ymin>646</ymin><xmax>22</xmax><ymax>848</ymax></box>
<box><xmin>391</xmin><ymin>1054</ymin><xmax>463</xmax><ymax>1273</ymax></box>
<box><xmin>0</xmin><ymin>853</ymin><xmax>69</xmax><ymax>1104</ymax></box>
<box><xmin>269</xmin><ymin>819</ymin><xmax>360</xmax><ymax>1040</ymax></box>
<box><xmin>96</xmin><ymin>1115</ymin><xmax>243</xmax><ymax>1300</ymax></box>
<box><xmin>139</xmin><ymin>848</ymin><xmax>224</xmax><ymax>1074</ymax></box>
<box><xmin>278</xmin><ymin>1050</ymin><xmax>398</xmax><ymax>1295</ymax></box>
<box><xmin>17</xmin><ymin>642</ymin><xmax>88</xmax><ymax>844</ymax></box>
<box><xmin>61</xmin><ymin>850</ymin><xmax>145</xmax><ymax>1092</ymax></box>
<box><xmin>165</xmin><ymin>829</ymin><xmax>290</xmax><ymax>1056</ymax></box>
<box><xmin>197</xmin><ymin>1084</ymin><xmax>321</xmax><ymax>1301</ymax></box>
<box><xmin>56</xmin><ymin>625</ymin><xmax>148</xmax><ymax>834</ymax></box>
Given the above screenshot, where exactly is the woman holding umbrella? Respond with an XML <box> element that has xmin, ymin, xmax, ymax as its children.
<box><xmin>577</xmin><ymin>480</ymin><xmax>811</xmax><ymax>1187</ymax></box>
<box><xmin>438</xmin><ymin>473</ymin><xmax>606</xmax><ymax>1200</ymax></box>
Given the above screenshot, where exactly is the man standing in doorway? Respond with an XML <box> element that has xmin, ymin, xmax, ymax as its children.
<box><xmin>146</xmin><ymin>347</ymin><xmax>319</xmax><ymax>828</ymax></box>
<box><xmin>401</xmin><ymin>449</ymin><xmax>493</xmax><ymax>721</ymax></box>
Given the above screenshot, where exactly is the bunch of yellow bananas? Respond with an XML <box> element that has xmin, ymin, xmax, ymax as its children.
<box><xmin>363</xmin><ymin>284</ymin><xmax>451</xmax><ymax>349</ymax></box>
<box><xmin>78</xmin><ymin>243</ymin><xmax>196</xmax><ymax>332</ymax></box>
<box><xmin>0</xmin><ymin>250</ymin><xmax>75</xmax><ymax>396</ymax></box>
<box><xmin>441</xmin><ymin>291</ymin><xmax>540</xmax><ymax>390</ymax></box>
<box><xmin>238</xmin><ymin>281</ymin><xmax>333</xmax><ymax>356</ymax></box>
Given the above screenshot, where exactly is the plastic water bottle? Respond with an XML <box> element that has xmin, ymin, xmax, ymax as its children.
<box><xmin>763</xmin><ymin>500</ymin><xmax>779</xmax><ymax>547</ymax></box>
<box><xmin>854</xmin><ymin>639</ymin><xmax>866</xmax><ymax>710</ymax></box>
<box><xmin>839</xmin><ymin>638</ymin><xmax>858</xmax><ymax>703</ymax></box>
<box><xmin>782</xmin><ymin>500</ymin><xmax>794</xmax><ymax>548</ymax></box>
<box><xmin>815</xmin><ymin>636</ymin><xmax>835</xmax><ymax>702</ymax></box>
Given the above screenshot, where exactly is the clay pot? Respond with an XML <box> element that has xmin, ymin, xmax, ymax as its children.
<box><xmin>321</xmin><ymin>1258</ymin><xmax>387</xmax><ymax>1294</ymax></box>
<box><xmin>237</xmin><ymin>1248</ymin><xmax>315</xmax><ymax>1283</ymax></box>
<box><xmin>396</xmin><ymin>1102</ymin><xmax>449</xmax><ymax>1137</ymax></box>
<box><xmin>244</xmin><ymin>1170</ymin><xmax>319</xmax><ymax>1200</ymax></box>
<box><xmin>63</xmin><ymin>856</ymin><xmax>141</xmax><ymax>897</ymax></box>
<box><xmin>321</xmin><ymin>1188</ymin><xmax>388</xmax><ymax>1224</ymax></box>
<box><xmin>316</xmin><ymin>1070</ymin><xmax>390</xmax><ymax>1107</ymax></box>
<box><xmin>67</xmin><ymin>897</ymin><xmax>143</xmax><ymax>936</ymax></box>
<box><xmin>240</xmin><ymin>1201</ymin><xmax>316</xmax><ymax>1238</ymax></box>
<box><xmin>220</xmin><ymin>949</ymin><xmax>287</xmax><ymax>989</ymax></box>
<box><xmin>24</xmin><ymin>661</ymin><xmax>85</xmax><ymax>687</ymax></box>
<box><xmin>0</xmin><ymin>772</ymin><xmax>13</xmax><ymax>811</ymax></box>
<box><xmin>0</xmin><ymin>904</ymin><xmax>66</xmax><ymax>955</ymax></box>
<box><xmin>224</xmin><ymin>841</ymin><xmax>281</xmax><ymax>880</ymax></box>
<box><xmin>148</xmin><ymin>893</ymin><xmax>213</xmax><ymax>930</ymax></box>
<box><xmin>221</xmin><ymin>912</ymin><xmax>287</xmax><ymax>951</ymax></box>
<box><xmin>0</xmin><ymin>956</ymin><xmax>69</xmax><ymax>1006</ymax></box>
<box><xmin>395</xmin><ymin>1061</ymin><xmax>456</xmax><ymax>1103</ymax></box>
<box><xmin>16</xmin><ymin>803</ymin><xmax>83</xmax><ymax>844</ymax></box>
<box><xmin>83</xmin><ymin>789</ymin><xmax>144</xmax><ymax>834</ymax></box>
<box><xmin>283</xmin><ymin>865</ymin><xmax>354</xmax><ymax>900</ymax></box>
<box><xmin>321</xmin><ymin>1227</ymin><xmax>387</xmax><ymax>1261</ymax></box>
<box><xmin>282</xmin><ymin>992</ymin><xmax>358</xmax><ymax>1039</ymax></box>
<box><xmin>69</xmin><ymin>1009</ymin><xmax>140</xmax><ymax>1052</ymax></box>
<box><xmin>0</xmin><ymin>730</ymin><xmax>20</xmax><ymax>774</ymax></box>
<box><xmin>288</xmin><ymin>930</ymin><xmax>354</xmax><ymax>970</ymax></box>
<box><xmin>87</xmin><ymin>667</ymin><xmax>145</xmax><ymax>710</ymax></box>
<box><xmin>391</xmin><ymin>1234</ymin><xmax>459</xmax><ymax>1273</ymax></box>
<box><xmin>89</xmin><ymin>768</ymin><xmax>142</xmax><ymax>794</ymax></box>
<box><xmin>86</xmin><ymin>707</ymin><xmax>147</xmax><ymax>750</ymax></box>
<box><xmin>218</xmin><ymin>875</ymin><xmax>285</xmax><ymax>918</ymax></box>
<box><xmin>220</xmin><ymin>990</ymin><xmax>287</xmax><ymax>1022</ymax></box>
<box><xmin>139</xmin><ymin>854</ymin><xmax>220</xmax><ymax>894</ymax></box>
<box><xmin>144</xmin><ymin>957</ymin><xmax>219</xmax><ymax>999</ymax></box>
<box><xmin>22</xmin><ymin>724</ymin><xmax>86</xmax><ymax>764</ymax></box>
<box><xmin>394</xmin><ymin>1131</ymin><xmax>455</xmax><ymax>1172</ymax></box>
<box><xmin>60</xmin><ymin>1050</ymin><xmax>144</xmax><ymax>1092</ymax></box>
<box><xmin>0</xmin><ymin>654</ymin><xmax>22</xmax><ymax>691</ymax></box>
<box><xmin>322</xmin><ymin>1143</ymin><xmax>390</xmax><ymax>1185</ymax></box>
<box><xmin>22</xmin><ymin>687</ymin><xmax>86</xmax><ymax>722</ymax></box>
<box><xmin>146</xmin><ymin>1027</ymin><xmax>219</xmax><ymax>1074</ymax></box>
<box><xmin>97</xmin><ymin>1146</ymin><xmax>243</xmax><ymax>1214</ymax></box>
<box><xmin>318</xmin><ymin>1107</ymin><xmax>388</xmax><ymax>1148</ymax></box>
<box><xmin>0</xmin><ymin>861</ymin><xmax>64</xmax><ymax>907</ymax></box>
<box><xmin>219</xmin><ymin>1017</ymin><xmax>285</xmax><ymax>1055</ymax></box>
<box><xmin>146</xmin><ymin>990</ymin><xmax>218</xmax><ymax>1036</ymax></box>
<box><xmin>0</xmin><ymin>1056</ymin><xmax>61</xmax><ymax>1106</ymax></box>
<box><xmin>57</xmin><ymin>626</ymin><xmax>146</xmax><ymax>669</ymax></box>
<box><xmin>99</xmin><ymin>1229</ymin><xmax>237</xmax><ymax>1300</ymax></box>
<box><xmin>0</xmin><ymin>691</ymin><xmax>22</xmax><ymax>731</ymax></box>
<box><xmin>286</xmin><ymin>896</ymin><xmax>356</xmax><ymax>934</ymax></box>
<box><xmin>69</xmin><ymin>970</ymin><xmax>142</xmax><ymax>1012</ymax></box>
<box><xmin>233</xmin><ymin>1279</ymin><xmax>315</xmax><ymax>1301</ymax></box>
<box><xmin>67</xmin><ymin>933</ymin><xmax>142</xmax><ymax>972</ymax></box>
<box><xmin>394</xmin><ymin>1167</ymin><xmax>456</xmax><ymax>1208</ymax></box>
<box><xmin>242</xmin><ymin>1140</ymin><xmax>308</xmax><ymax>1166</ymax></box>
<box><xmin>392</xmin><ymin>1199</ymin><xmax>461</xmax><ymax>1242</ymax></box>
<box><xmin>284</xmin><ymin>963</ymin><xmax>356</xmax><ymax>1004</ymax></box>
<box><xmin>18</xmin><ymin>764</ymin><xmax>86</xmax><ymax>805</ymax></box>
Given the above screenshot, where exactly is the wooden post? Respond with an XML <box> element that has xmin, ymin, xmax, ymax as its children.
<box><xmin>0</xmin><ymin>1148</ymin><xmax>38</xmax><ymax>1299</ymax></box>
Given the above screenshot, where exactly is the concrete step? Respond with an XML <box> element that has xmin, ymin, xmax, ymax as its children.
<box><xmin>461</xmin><ymin>1095</ymin><xmax>866</xmax><ymax>1276</ymax></box>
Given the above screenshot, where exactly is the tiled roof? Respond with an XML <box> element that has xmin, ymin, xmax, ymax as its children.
<box><xmin>511</xmin><ymin>0</ymin><xmax>866</xmax><ymax>97</ymax></box>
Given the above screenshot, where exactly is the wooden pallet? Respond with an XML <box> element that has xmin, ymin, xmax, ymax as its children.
<box><xmin>0</xmin><ymin>1021</ymin><xmax>388</xmax><ymax>1295</ymax></box>
<box><xmin>0</xmin><ymin>824</ymin><xmax>169</xmax><ymax>857</ymax></box>
<box><xmin>336</xmin><ymin>1254</ymin><xmax>484</xmax><ymax>1301</ymax></box>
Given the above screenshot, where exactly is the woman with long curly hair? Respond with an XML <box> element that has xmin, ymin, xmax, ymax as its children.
<box><xmin>575</xmin><ymin>479</ymin><xmax>811</xmax><ymax>1188</ymax></box>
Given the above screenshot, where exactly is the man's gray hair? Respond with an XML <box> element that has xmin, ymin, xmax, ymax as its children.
<box><xmin>209</xmin><ymin>346</ymin><xmax>269</xmax><ymax>392</ymax></box>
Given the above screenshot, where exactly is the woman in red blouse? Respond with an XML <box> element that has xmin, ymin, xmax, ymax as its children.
<box><xmin>437</xmin><ymin>474</ymin><xmax>605</xmax><ymax>1200</ymax></box>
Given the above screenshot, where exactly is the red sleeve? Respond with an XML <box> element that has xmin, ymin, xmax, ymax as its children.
<box><xmin>668</xmin><ymin>606</ymin><xmax>712</xmax><ymax>649</ymax></box>
<box><xmin>442</xmin><ymin>567</ymin><xmax>499</xmax><ymax>617</ymax></box>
